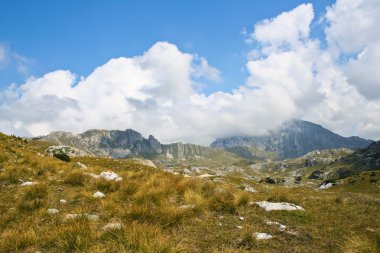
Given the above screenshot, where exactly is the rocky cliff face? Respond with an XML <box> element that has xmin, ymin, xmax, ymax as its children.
<box><xmin>210</xmin><ymin>120</ymin><xmax>373</xmax><ymax>159</ymax></box>
<box><xmin>37</xmin><ymin>129</ymin><xmax>213</xmax><ymax>159</ymax></box>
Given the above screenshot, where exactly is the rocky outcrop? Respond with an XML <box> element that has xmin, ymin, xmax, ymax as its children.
<box><xmin>37</xmin><ymin>129</ymin><xmax>215</xmax><ymax>160</ymax></box>
<box><xmin>163</xmin><ymin>142</ymin><xmax>212</xmax><ymax>160</ymax></box>
<box><xmin>210</xmin><ymin>120</ymin><xmax>372</xmax><ymax>159</ymax></box>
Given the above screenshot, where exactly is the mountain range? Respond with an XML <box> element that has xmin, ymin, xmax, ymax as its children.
<box><xmin>211</xmin><ymin>120</ymin><xmax>373</xmax><ymax>159</ymax></box>
<box><xmin>36</xmin><ymin>119</ymin><xmax>373</xmax><ymax>161</ymax></box>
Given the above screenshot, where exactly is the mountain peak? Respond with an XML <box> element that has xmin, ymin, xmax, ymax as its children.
<box><xmin>210</xmin><ymin>119</ymin><xmax>373</xmax><ymax>159</ymax></box>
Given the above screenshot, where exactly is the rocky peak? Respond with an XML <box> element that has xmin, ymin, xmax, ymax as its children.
<box><xmin>210</xmin><ymin>120</ymin><xmax>373</xmax><ymax>159</ymax></box>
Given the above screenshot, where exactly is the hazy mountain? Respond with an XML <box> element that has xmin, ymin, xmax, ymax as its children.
<box><xmin>210</xmin><ymin>120</ymin><xmax>373</xmax><ymax>159</ymax></box>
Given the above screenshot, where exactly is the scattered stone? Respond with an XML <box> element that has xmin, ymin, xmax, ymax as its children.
<box><xmin>75</xmin><ymin>162</ymin><xmax>88</xmax><ymax>170</ymax></box>
<box><xmin>318</xmin><ymin>182</ymin><xmax>333</xmax><ymax>189</ymax></box>
<box><xmin>256</xmin><ymin>201</ymin><xmax>305</xmax><ymax>211</ymax></box>
<box><xmin>179</xmin><ymin>204</ymin><xmax>195</xmax><ymax>209</ymax></box>
<box><xmin>254</xmin><ymin>232</ymin><xmax>273</xmax><ymax>240</ymax></box>
<box><xmin>93</xmin><ymin>191</ymin><xmax>105</xmax><ymax>198</ymax></box>
<box><xmin>59</xmin><ymin>199</ymin><xmax>67</xmax><ymax>204</ymax></box>
<box><xmin>86</xmin><ymin>171</ymin><xmax>123</xmax><ymax>181</ymax></box>
<box><xmin>20</xmin><ymin>181</ymin><xmax>37</xmax><ymax>186</ymax></box>
<box><xmin>286</xmin><ymin>230</ymin><xmax>299</xmax><ymax>236</ymax></box>
<box><xmin>65</xmin><ymin>213</ymin><xmax>99</xmax><ymax>221</ymax></box>
<box><xmin>219</xmin><ymin>216</ymin><xmax>224</xmax><ymax>219</ymax></box>
<box><xmin>100</xmin><ymin>171</ymin><xmax>122</xmax><ymax>181</ymax></box>
<box><xmin>239</xmin><ymin>217</ymin><xmax>245</xmax><ymax>221</ymax></box>
<box><xmin>47</xmin><ymin>208</ymin><xmax>59</xmax><ymax>214</ymax></box>
<box><xmin>266</xmin><ymin>221</ymin><xmax>286</xmax><ymax>231</ymax></box>
<box><xmin>198</xmin><ymin>174</ymin><xmax>213</xmax><ymax>178</ymax></box>
<box><xmin>243</xmin><ymin>185</ymin><xmax>256</xmax><ymax>193</ymax></box>
<box><xmin>237</xmin><ymin>226</ymin><xmax>243</xmax><ymax>229</ymax></box>
<box><xmin>57</xmin><ymin>187</ymin><xmax>64</xmax><ymax>191</ymax></box>
<box><xmin>87</xmin><ymin>214</ymin><xmax>100</xmax><ymax>221</ymax></box>
<box><xmin>102</xmin><ymin>222</ymin><xmax>123</xmax><ymax>231</ymax></box>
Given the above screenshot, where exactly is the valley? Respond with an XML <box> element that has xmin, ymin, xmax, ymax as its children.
<box><xmin>1</xmin><ymin>120</ymin><xmax>380</xmax><ymax>252</ymax></box>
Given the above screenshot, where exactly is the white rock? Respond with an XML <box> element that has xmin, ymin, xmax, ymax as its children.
<box><xmin>254</xmin><ymin>232</ymin><xmax>273</xmax><ymax>240</ymax></box>
<box><xmin>65</xmin><ymin>213</ymin><xmax>79</xmax><ymax>219</ymax></box>
<box><xmin>102</xmin><ymin>222</ymin><xmax>123</xmax><ymax>230</ymax></box>
<box><xmin>256</xmin><ymin>201</ymin><xmax>305</xmax><ymax>211</ymax></box>
<box><xmin>75</xmin><ymin>162</ymin><xmax>88</xmax><ymax>170</ymax></box>
<box><xmin>93</xmin><ymin>191</ymin><xmax>105</xmax><ymax>198</ymax></box>
<box><xmin>198</xmin><ymin>174</ymin><xmax>213</xmax><ymax>178</ymax></box>
<box><xmin>244</xmin><ymin>186</ymin><xmax>257</xmax><ymax>193</ymax></box>
<box><xmin>132</xmin><ymin>158</ymin><xmax>156</xmax><ymax>168</ymax></box>
<box><xmin>86</xmin><ymin>214</ymin><xmax>100</xmax><ymax>221</ymax></box>
<box><xmin>239</xmin><ymin>217</ymin><xmax>245</xmax><ymax>221</ymax></box>
<box><xmin>65</xmin><ymin>213</ymin><xmax>99</xmax><ymax>220</ymax></box>
<box><xmin>266</xmin><ymin>221</ymin><xmax>286</xmax><ymax>231</ymax></box>
<box><xmin>237</xmin><ymin>226</ymin><xmax>243</xmax><ymax>229</ymax></box>
<box><xmin>318</xmin><ymin>182</ymin><xmax>333</xmax><ymax>189</ymax></box>
<box><xmin>179</xmin><ymin>204</ymin><xmax>195</xmax><ymax>209</ymax></box>
<box><xmin>20</xmin><ymin>181</ymin><xmax>37</xmax><ymax>186</ymax></box>
<box><xmin>47</xmin><ymin>208</ymin><xmax>59</xmax><ymax>214</ymax></box>
<box><xmin>99</xmin><ymin>171</ymin><xmax>122</xmax><ymax>181</ymax></box>
<box><xmin>59</xmin><ymin>199</ymin><xmax>67</xmax><ymax>204</ymax></box>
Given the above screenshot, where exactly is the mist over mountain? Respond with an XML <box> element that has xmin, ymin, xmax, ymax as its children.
<box><xmin>210</xmin><ymin>120</ymin><xmax>373</xmax><ymax>159</ymax></box>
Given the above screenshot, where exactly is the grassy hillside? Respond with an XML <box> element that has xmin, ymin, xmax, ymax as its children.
<box><xmin>1</xmin><ymin>133</ymin><xmax>380</xmax><ymax>252</ymax></box>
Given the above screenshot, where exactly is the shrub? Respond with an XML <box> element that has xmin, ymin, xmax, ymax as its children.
<box><xmin>53</xmin><ymin>153</ymin><xmax>71</xmax><ymax>162</ymax></box>
<box><xmin>64</xmin><ymin>170</ymin><xmax>86</xmax><ymax>186</ymax></box>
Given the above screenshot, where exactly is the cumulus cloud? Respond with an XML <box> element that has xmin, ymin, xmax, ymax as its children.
<box><xmin>245</xmin><ymin>0</ymin><xmax>380</xmax><ymax>140</ymax></box>
<box><xmin>0</xmin><ymin>0</ymin><xmax>379</xmax><ymax>144</ymax></box>
<box><xmin>325</xmin><ymin>0</ymin><xmax>380</xmax><ymax>100</ymax></box>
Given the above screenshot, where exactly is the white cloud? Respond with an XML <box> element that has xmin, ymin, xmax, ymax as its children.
<box><xmin>250</xmin><ymin>3</ymin><xmax>314</xmax><ymax>55</ymax></box>
<box><xmin>0</xmin><ymin>0</ymin><xmax>380</xmax><ymax>144</ymax></box>
<box><xmin>244</xmin><ymin>0</ymin><xmax>380</xmax><ymax>140</ymax></box>
<box><xmin>325</xmin><ymin>0</ymin><xmax>380</xmax><ymax>100</ymax></box>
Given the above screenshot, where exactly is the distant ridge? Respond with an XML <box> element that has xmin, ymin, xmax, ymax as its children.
<box><xmin>36</xmin><ymin>129</ymin><xmax>214</xmax><ymax>160</ymax></box>
<box><xmin>210</xmin><ymin>120</ymin><xmax>373</xmax><ymax>159</ymax></box>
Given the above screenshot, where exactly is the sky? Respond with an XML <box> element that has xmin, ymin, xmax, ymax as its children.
<box><xmin>0</xmin><ymin>0</ymin><xmax>379</xmax><ymax>145</ymax></box>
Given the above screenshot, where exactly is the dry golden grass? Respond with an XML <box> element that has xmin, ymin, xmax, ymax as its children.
<box><xmin>0</xmin><ymin>132</ymin><xmax>380</xmax><ymax>252</ymax></box>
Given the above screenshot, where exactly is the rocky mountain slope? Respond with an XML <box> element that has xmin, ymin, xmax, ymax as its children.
<box><xmin>36</xmin><ymin>129</ymin><xmax>220</xmax><ymax>160</ymax></box>
<box><xmin>313</xmin><ymin>140</ymin><xmax>380</xmax><ymax>180</ymax></box>
<box><xmin>210</xmin><ymin>120</ymin><xmax>373</xmax><ymax>159</ymax></box>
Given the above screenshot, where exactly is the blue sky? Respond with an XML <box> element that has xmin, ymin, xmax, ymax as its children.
<box><xmin>0</xmin><ymin>0</ymin><xmax>333</xmax><ymax>93</ymax></box>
